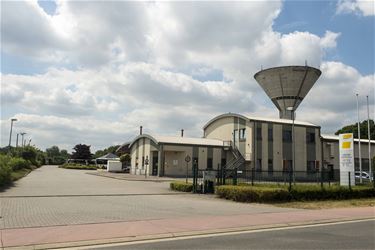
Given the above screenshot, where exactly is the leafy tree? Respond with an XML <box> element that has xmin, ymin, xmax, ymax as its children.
<box><xmin>335</xmin><ymin>119</ymin><xmax>374</xmax><ymax>139</ymax></box>
<box><xmin>46</xmin><ymin>146</ymin><xmax>69</xmax><ymax>165</ymax></box>
<box><xmin>120</xmin><ymin>154</ymin><xmax>131</xmax><ymax>165</ymax></box>
<box><xmin>93</xmin><ymin>145</ymin><xmax>120</xmax><ymax>158</ymax></box>
<box><xmin>71</xmin><ymin>144</ymin><xmax>92</xmax><ymax>160</ymax></box>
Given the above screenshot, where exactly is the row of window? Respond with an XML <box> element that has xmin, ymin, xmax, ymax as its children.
<box><xmin>255</xmin><ymin>159</ymin><xmax>320</xmax><ymax>172</ymax></box>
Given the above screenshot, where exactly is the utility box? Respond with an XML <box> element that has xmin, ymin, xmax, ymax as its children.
<box><xmin>107</xmin><ymin>160</ymin><xmax>122</xmax><ymax>172</ymax></box>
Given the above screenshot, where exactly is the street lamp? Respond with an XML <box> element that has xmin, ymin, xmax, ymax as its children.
<box><xmin>356</xmin><ymin>94</ymin><xmax>362</xmax><ymax>184</ymax></box>
<box><xmin>20</xmin><ymin>132</ymin><xmax>26</xmax><ymax>147</ymax></box>
<box><xmin>287</xmin><ymin>107</ymin><xmax>295</xmax><ymax>184</ymax></box>
<box><xmin>8</xmin><ymin>118</ymin><xmax>18</xmax><ymax>148</ymax></box>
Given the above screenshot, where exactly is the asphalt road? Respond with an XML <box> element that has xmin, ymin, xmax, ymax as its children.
<box><xmin>94</xmin><ymin>220</ymin><xmax>375</xmax><ymax>250</ymax></box>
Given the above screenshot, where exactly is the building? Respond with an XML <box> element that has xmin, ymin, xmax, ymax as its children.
<box><xmin>128</xmin><ymin>112</ymin><xmax>375</xmax><ymax>177</ymax></box>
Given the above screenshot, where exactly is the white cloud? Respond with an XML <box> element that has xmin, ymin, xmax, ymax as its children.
<box><xmin>337</xmin><ymin>0</ymin><xmax>375</xmax><ymax>16</ymax></box>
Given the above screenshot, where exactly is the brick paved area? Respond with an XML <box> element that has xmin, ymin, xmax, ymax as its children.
<box><xmin>0</xmin><ymin>166</ymin><xmax>296</xmax><ymax>229</ymax></box>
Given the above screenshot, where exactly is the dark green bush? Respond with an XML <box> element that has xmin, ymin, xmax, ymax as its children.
<box><xmin>0</xmin><ymin>155</ymin><xmax>12</xmax><ymax>186</ymax></box>
<box><xmin>170</xmin><ymin>181</ymin><xmax>193</xmax><ymax>192</ymax></box>
<box><xmin>216</xmin><ymin>185</ymin><xmax>375</xmax><ymax>203</ymax></box>
<box><xmin>59</xmin><ymin>163</ymin><xmax>98</xmax><ymax>170</ymax></box>
<box><xmin>216</xmin><ymin>185</ymin><xmax>290</xmax><ymax>203</ymax></box>
<box><xmin>8</xmin><ymin>157</ymin><xmax>31</xmax><ymax>171</ymax></box>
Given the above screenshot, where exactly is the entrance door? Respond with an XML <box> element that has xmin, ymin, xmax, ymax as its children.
<box><xmin>152</xmin><ymin>154</ymin><xmax>158</xmax><ymax>176</ymax></box>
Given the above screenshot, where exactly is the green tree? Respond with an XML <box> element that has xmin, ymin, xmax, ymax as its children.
<box><xmin>46</xmin><ymin>146</ymin><xmax>69</xmax><ymax>165</ymax></box>
<box><xmin>93</xmin><ymin>145</ymin><xmax>120</xmax><ymax>158</ymax></box>
<box><xmin>71</xmin><ymin>144</ymin><xmax>92</xmax><ymax>160</ymax></box>
<box><xmin>335</xmin><ymin>119</ymin><xmax>374</xmax><ymax>139</ymax></box>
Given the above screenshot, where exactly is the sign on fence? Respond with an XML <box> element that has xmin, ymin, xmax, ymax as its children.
<box><xmin>339</xmin><ymin>133</ymin><xmax>355</xmax><ymax>186</ymax></box>
<box><xmin>203</xmin><ymin>170</ymin><xmax>216</xmax><ymax>181</ymax></box>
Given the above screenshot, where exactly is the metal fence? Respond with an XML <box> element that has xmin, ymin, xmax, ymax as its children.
<box><xmin>192</xmin><ymin>166</ymin><xmax>341</xmax><ymax>193</ymax></box>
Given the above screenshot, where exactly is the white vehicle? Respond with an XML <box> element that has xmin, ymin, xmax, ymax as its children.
<box><xmin>355</xmin><ymin>171</ymin><xmax>373</xmax><ymax>181</ymax></box>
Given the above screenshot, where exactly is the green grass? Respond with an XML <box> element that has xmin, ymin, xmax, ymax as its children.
<box><xmin>275</xmin><ymin>198</ymin><xmax>375</xmax><ymax>209</ymax></box>
<box><xmin>11</xmin><ymin>167</ymin><xmax>34</xmax><ymax>181</ymax></box>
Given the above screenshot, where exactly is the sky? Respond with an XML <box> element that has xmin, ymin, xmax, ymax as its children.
<box><xmin>1</xmin><ymin>0</ymin><xmax>374</xmax><ymax>153</ymax></box>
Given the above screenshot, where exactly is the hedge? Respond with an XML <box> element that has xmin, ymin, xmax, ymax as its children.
<box><xmin>216</xmin><ymin>186</ymin><xmax>290</xmax><ymax>203</ymax></box>
<box><xmin>170</xmin><ymin>181</ymin><xmax>193</xmax><ymax>192</ymax></box>
<box><xmin>59</xmin><ymin>163</ymin><xmax>98</xmax><ymax>170</ymax></box>
<box><xmin>216</xmin><ymin>185</ymin><xmax>375</xmax><ymax>203</ymax></box>
<box><xmin>8</xmin><ymin>157</ymin><xmax>31</xmax><ymax>171</ymax></box>
<box><xmin>0</xmin><ymin>155</ymin><xmax>12</xmax><ymax>187</ymax></box>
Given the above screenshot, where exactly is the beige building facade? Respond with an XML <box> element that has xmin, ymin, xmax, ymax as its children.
<box><xmin>128</xmin><ymin>113</ymin><xmax>374</xmax><ymax>177</ymax></box>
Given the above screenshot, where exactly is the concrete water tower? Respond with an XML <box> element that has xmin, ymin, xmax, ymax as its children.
<box><xmin>254</xmin><ymin>66</ymin><xmax>321</xmax><ymax>119</ymax></box>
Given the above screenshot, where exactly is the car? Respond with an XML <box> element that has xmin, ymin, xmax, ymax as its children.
<box><xmin>355</xmin><ymin>171</ymin><xmax>373</xmax><ymax>181</ymax></box>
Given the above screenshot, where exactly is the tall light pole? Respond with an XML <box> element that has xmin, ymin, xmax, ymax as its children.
<box><xmin>287</xmin><ymin>107</ymin><xmax>295</xmax><ymax>184</ymax></box>
<box><xmin>8</xmin><ymin>118</ymin><xmax>17</xmax><ymax>147</ymax></box>
<box><xmin>16</xmin><ymin>133</ymin><xmax>19</xmax><ymax>147</ymax></box>
<box><xmin>20</xmin><ymin>132</ymin><xmax>26</xmax><ymax>147</ymax></box>
<box><xmin>367</xmin><ymin>95</ymin><xmax>372</xmax><ymax>180</ymax></box>
<box><xmin>356</xmin><ymin>94</ymin><xmax>362</xmax><ymax>184</ymax></box>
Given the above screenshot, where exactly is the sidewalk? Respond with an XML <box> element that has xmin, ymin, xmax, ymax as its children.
<box><xmin>87</xmin><ymin>171</ymin><xmax>179</xmax><ymax>182</ymax></box>
<box><xmin>1</xmin><ymin>207</ymin><xmax>374</xmax><ymax>249</ymax></box>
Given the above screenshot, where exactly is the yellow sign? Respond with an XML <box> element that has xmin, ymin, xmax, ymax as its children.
<box><xmin>343</xmin><ymin>134</ymin><xmax>352</xmax><ymax>139</ymax></box>
<box><xmin>342</xmin><ymin>141</ymin><xmax>351</xmax><ymax>149</ymax></box>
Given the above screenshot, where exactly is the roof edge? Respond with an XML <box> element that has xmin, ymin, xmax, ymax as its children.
<box><xmin>129</xmin><ymin>134</ymin><xmax>159</xmax><ymax>148</ymax></box>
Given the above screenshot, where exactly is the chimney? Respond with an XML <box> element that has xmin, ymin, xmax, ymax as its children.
<box><xmin>181</xmin><ymin>129</ymin><xmax>184</xmax><ymax>137</ymax></box>
<box><xmin>140</xmin><ymin>126</ymin><xmax>143</xmax><ymax>135</ymax></box>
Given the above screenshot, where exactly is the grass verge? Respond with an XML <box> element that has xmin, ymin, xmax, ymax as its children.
<box><xmin>275</xmin><ymin>198</ymin><xmax>375</xmax><ymax>209</ymax></box>
<box><xmin>11</xmin><ymin>167</ymin><xmax>34</xmax><ymax>181</ymax></box>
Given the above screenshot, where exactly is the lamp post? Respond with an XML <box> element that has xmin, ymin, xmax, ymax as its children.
<box><xmin>356</xmin><ymin>94</ymin><xmax>362</xmax><ymax>184</ymax></box>
<box><xmin>16</xmin><ymin>133</ymin><xmax>19</xmax><ymax>147</ymax></box>
<box><xmin>287</xmin><ymin>107</ymin><xmax>295</xmax><ymax>184</ymax></box>
<box><xmin>366</xmin><ymin>95</ymin><xmax>372</xmax><ymax>180</ymax></box>
<box><xmin>8</xmin><ymin>118</ymin><xmax>17</xmax><ymax>148</ymax></box>
<box><xmin>20</xmin><ymin>132</ymin><xmax>26</xmax><ymax>147</ymax></box>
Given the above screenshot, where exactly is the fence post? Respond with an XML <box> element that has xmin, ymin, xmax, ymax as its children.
<box><xmin>233</xmin><ymin>168</ymin><xmax>238</xmax><ymax>186</ymax></box>
<box><xmin>223</xmin><ymin>164</ymin><xmax>226</xmax><ymax>185</ymax></box>
<box><xmin>288</xmin><ymin>168</ymin><xmax>292</xmax><ymax>192</ymax></box>
<box><xmin>348</xmin><ymin>171</ymin><xmax>351</xmax><ymax>191</ymax></box>
<box><xmin>251</xmin><ymin>167</ymin><xmax>254</xmax><ymax>186</ymax></box>
<box><xmin>320</xmin><ymin>168</ymin><xmax>323</xmax><ymax>189</ymax></box>
<box><xmin>193</xmin><ymin>162</ymin><xmax>197</xmax><ymax>193</ymax></box>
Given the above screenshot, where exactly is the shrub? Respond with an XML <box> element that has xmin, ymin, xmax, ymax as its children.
<box><xmin>216</xmin><ymin>185</ymin><xmax>290</xmax><ymax>203</ymax></box>
<box><xmin>0</xmin><ymin>155</ymin><xmax>12</xmax><ymax>186</ymax></box>
<box><xmin>8</xmin><ymin>157</ymin><xmax>31</xmax><ymax>171</ymax></box>
<box><xmin>59</xmin><ymin>163</ymin><xmax>98</xmax><ymax>170</ymax></box>
<box><xmin>215</xmin><ymin>184</ymin><xmax>375</xmax><ymax>203</ymax></box>
<box><xmin>170</xmin><ymin>181</ymin><xmax>193</xmax><ymax>192</ymax></box>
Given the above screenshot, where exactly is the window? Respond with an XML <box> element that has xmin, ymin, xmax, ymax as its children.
<box><xmin>268</xmin><ymin>159</ymin><xmax>273</xmax><ymax>176</ymax></box>
<box><xmin>239</xmin><ymin>128</ymin><xmax>246</xmax><ymax>140</ymax></box>
<box><xmin>142</xmin><ymin>156</ymin><xmax>145</xmax><ymax>168</ymax></box>
<box><xmin>268</xmin><ymin>128</ymin><xmax>273</xmax><ymax>141</ymax></box>
<box><xmin>306</xmin><ymin>132</ymin><xmax>315</xmax><ymax>143</ymax></box>
<box><xmin>307</xmin><ymin>161</ymin><xmax>316</xmax><ymax>173</ymax></box>
<box><xmin>256</xmin><ymin>159</ymin><xmax>262</xmax><ymax>172</ymax></box>
<box><xmin>283</xmin><ymin>130</ymin><xmax>292</xmax><ymax>142</ymax></box>
<box><xmin>233</xmin><ymin>129</ymin><xmax>238</xmax><ymax>142</ymax></box>
<box><xmin>256</xmin><ymin>127</ymin><xmax>262</xmax><ymax>140</ymax></box>
<box><xmin>207</xmin><ymin>158</ymin><xmax>213</xmax><ymax>169</ymax></box>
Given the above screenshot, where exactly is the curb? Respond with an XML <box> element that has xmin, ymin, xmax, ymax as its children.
<box><xmin>4</xmin><ymin>217</ymin><xmax>374</xmax><ymax>250</ymax></box>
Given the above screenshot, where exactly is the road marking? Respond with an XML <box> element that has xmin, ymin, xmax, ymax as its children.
<box><xmin>66</xmin><ymin>218</ymin><xmax>375</xmax><ymax>250</ymax></box>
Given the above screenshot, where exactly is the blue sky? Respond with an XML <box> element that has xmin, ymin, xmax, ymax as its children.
<box><xmin>274</xmin><ymin>0</ymin><xmax>374</xmax><ymax>75</ymax></box>
<box><xmin>1</xmin><ymin>0</ymin><xmax>374</xmax><ymax>152</ymax></box>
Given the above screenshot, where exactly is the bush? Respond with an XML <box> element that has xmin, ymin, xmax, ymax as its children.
<box><xmin>8</xmin><ymin>157</ymin><xmax>31</xmax><ymax>171</ymax></box>
<box><xmin>290</xmin><ymin>185</ymin><xmax>375</xmax><ymax>201</ymax></box>
<box><xmin>216</xmin><ymin>185</ymin><xmax>290</xmax><ymax>203</ymax></box>
<box><xmin>0</xmin><ymin>155</ymin><xmax>12</xmax><ymax>186</ymax></box>
<box><xmin>215</xmin><ymin>184</ymin><xmax>375</xmax><ymax>203</ymax></box>
<box><xmin>170</xmin><ymin>181</ymin><xmax>193</xmax><ymax>192</ymax></box>
<box><xmin>59</xmin><ymin>163</ymin><xmax>98</xmax><ymax>170</ymax></box>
